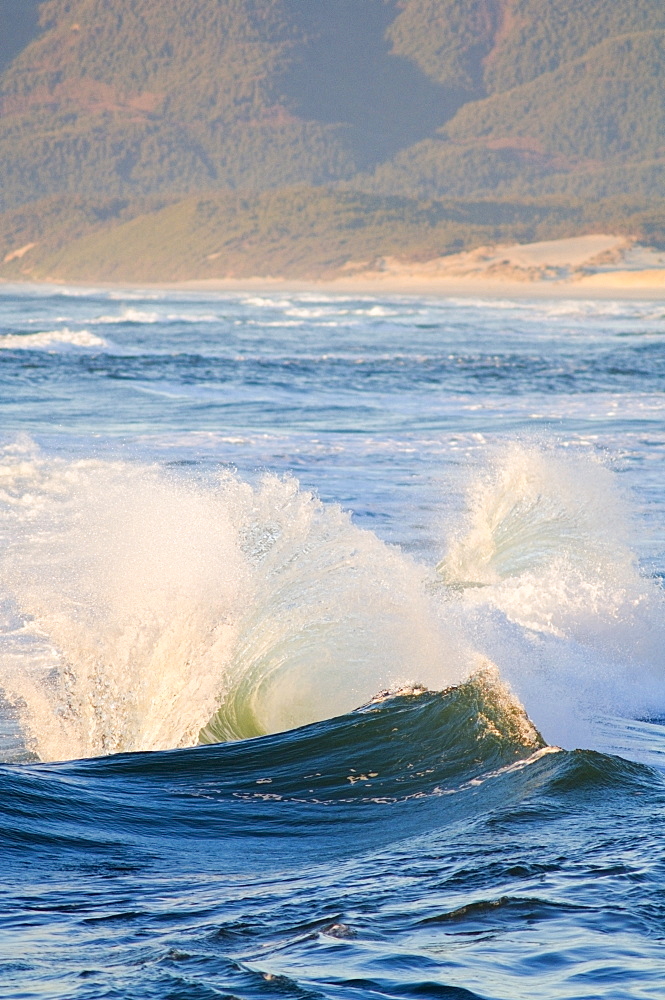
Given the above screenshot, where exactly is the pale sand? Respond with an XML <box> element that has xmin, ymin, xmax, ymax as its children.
<box><xmin>175</xmin><ymin>235</ymin><xmax>665</xmax><ymax>300</ymax></box>
<box><xmin>10</xmin><ymin>233</ymin><xmax>665</xmax><ymax>299</ymax></box>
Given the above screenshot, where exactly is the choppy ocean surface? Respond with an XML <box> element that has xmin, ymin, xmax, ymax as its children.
<box><xmin>1</xmin><ymin>284</ymin><xmax>664</xmax><ymax>999</ymax></box>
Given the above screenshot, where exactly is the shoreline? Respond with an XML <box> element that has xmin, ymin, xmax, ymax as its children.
<box><xmin>4</xmin><ymin>273</ymin><xmax>664</xmax><ymax>301</ymax></box>
<box><xmin>176</xmin><ymin>271</ymin><xmax>665</xmax><ymax>300</ymax></box>
<box><xmin>3</xmin><ymin>234</ymin><xmax>665</xmax><ymax>301</ymax></box>
<box><xmin>160</xmin><ymin>234</ymin><xmax>665</xmax><ymax>299</ymax></box>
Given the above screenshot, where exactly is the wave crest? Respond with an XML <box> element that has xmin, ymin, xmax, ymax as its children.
<box><xmin>0</xmin><ymin>328</ymin><xmax>107</xmax><ymax>351</ymax></box>
<box><xmin>1</xmin><ymin>439</ymin><xmax>664</xmax><ymax>763</ymax></box>
<box><xmin>438</xmin><ymin>444</ymin><xmax>665</xmax><ymax>743</ymax></box>
<box><xmin>0</xmin><ymin>441</ymin><xmax>471</xmax><ymax>761</ymax></box>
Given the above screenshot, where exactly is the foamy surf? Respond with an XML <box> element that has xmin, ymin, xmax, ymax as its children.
<box><xmin>439</xmin><ymin>444</ymin><xmax>665</xmax><ymax>745</ymax></box>
<box><xmin>2</xmin><ymin>285</ymin><xmax>664</xmax><ymax>1000</ymax></box>
<box><xmin>0</xmin><ymin>440</ymin><xmax>471</xmax><ymax>761</ymax></box>
<box><xmin>0</xmin><ymin>328</ymin><xmax>108</xmax><ymax>351</ymax></box>
<box><xmin>0</xmin><ymin>439</ymin><xmax>663</xmax><ymax>763</ymax></box>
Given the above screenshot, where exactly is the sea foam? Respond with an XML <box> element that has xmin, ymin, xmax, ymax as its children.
<box><xmin>0</xmin><ymin>328</ymin><xmax>107</xmax><ymax>351</ymax></box>
<box><xmin>0</xmin><ymin>439</ymin><xmax>470</xmax><ymax>760</ymax></box>
<box><xmin>0</xmin><ymin>438</ymin><xmax>663</xmax><ymax>761</ymax></box>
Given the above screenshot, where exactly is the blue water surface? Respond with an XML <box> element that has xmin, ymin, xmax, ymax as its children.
<box><xmin>0</xmin><ymin>284</ymin><xmax>664</xmax><ymax>999</ymax></box>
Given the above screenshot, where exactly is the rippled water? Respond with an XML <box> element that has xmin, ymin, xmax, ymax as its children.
<box><xmin>0</xmin><ymin>284</ymin><xmax>664</xmax><ymax>999</ymax></box>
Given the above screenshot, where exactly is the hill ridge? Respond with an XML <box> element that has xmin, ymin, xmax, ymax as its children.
<box><xmin>0</xmin><ymin>0</ymin><xmax>662</xmax><ymax>279</ymax></box>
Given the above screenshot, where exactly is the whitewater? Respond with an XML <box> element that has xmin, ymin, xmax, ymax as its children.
<box><xmin>0</xmin><ymin>284</ymin><xmax>664</xmax><ymax>999</ymax></box>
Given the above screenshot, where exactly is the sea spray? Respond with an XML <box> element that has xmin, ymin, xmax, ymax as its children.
<box><xmin>1</xmin><ymin>438</ymin><xmax>664</xmax><ymax>762</ymax></box>
<box><xmin>0</xmin><ymin>440</ymin><xmax>471</xmax><ymax>761</ymax></box>
<box><xmin>2</xmin><ymin>286</ymin><xmax>665</xmax><ymax>1000</ymax></box>
<box><xmin>438</xmin><ymin>444</ymin><xmax>665</xmax><ymax>744</ymax></box>
<box><xmin>206</xmin><ymin>471</ymin><xmax>471</xmax><ymax>741</ymax></box>
<box><xmin>438</xmin><ymin>442</ymin><xmax>634</xmax><ymax>591</ymax></box>
<box><xmin>0</xmin><ymin>444</ymin><xmax>247</xmax><ymax>759</ymax></box>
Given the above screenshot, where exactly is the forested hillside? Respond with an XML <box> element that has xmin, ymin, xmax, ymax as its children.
<box><xmin>0</xmin><ymin>0</ymin><xmax>663</xmax><ymax>280</ymax></box>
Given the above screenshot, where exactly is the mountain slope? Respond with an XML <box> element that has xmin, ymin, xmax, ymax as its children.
<box><xmin>445</xmin><ymin>31</ymin><xmax>665</xmax><ymax>160</ymax></box>
<box><xmin>0</xmin><ymin>0</ymin><xmax>663</xmax><ymax>278</ymax></box>
<box><xmin>387</xmin><ymin>0</ymin><xmax>665</xmax><ymax>94</ymax></box>
<box><xmin>0</xmin><ymin>0</ymin><xmax>463</xmax><ymax>210</ymax></box>
<box><xmin>0</xmin><ymin>0</ymin><xmax>355</xmax><ymax>208</ymax></box>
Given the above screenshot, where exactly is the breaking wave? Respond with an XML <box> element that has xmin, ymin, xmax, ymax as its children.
<box><xmin>0</xmin><ymin>438</ymin><xmax>663</xmax><ymax>763</ymax></box>
<box><xmin>0</xmin><ymin>328</ymin><xmax>107</xmax><ymax>351</ymax></box>
<box><xmin>438</xmin><ymin>444</ymin><xmax>665</xmax><ymax>745</ymax></box>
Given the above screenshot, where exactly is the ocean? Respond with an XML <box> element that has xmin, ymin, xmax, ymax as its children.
<box><xmin>0</xmin><ymin>283</ymin><xmax>664</xmax><ymax>999</ymax></box>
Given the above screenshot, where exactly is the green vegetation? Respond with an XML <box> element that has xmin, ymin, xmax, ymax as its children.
<box><xmin>387</xmin><ymin>0</ymin><xmax>665</xmax><ymax>95</ymax></box>
<box><xmin>0</xmin><ymin>109</ymin><xmax>359</xmax><ymax>209</ymax></box>
<box><xmin>387</xmin><ymin>0</ymin><xmax>497</xmax><ymax>94</ymax></box>
<box><xmin>2</xmin><ymin>186</ymin><xmax>663</xmax><ymax>283</ymax></box>
<box><xmin>0</xmin><ymin>0</ymin><xmax>370</xmax><ymax>209</ymax></box>
<box><xmin>361</xmin><ymin>141</ymin><xmax>665</xmax><ymax>204</ymax></box>
<box><xmin>0</xmin><ymin>0</ymin><xmax>662</xmax><ymax>279</ymax></box>
<box><xmin>445</xmin><ymin>31</ymin><xmax>665</xmax><ymax>161</ymax></box>
<box><xmin>481</xmin><ymin>0</ymin><xmax>665</xmax><ymax>94</ymax></box>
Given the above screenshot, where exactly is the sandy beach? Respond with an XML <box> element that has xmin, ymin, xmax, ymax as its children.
<box><xmin>4</xmin><ymin>233</ymin><xmax>664</xmax><ymax>300</ymax></box>
<box><xmin>171</xmin><ymin>234</ymin><xmax>665</xmax><ymax>299</ymax></box>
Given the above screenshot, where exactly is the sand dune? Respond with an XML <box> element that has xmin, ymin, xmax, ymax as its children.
<box><xmin>331</xmin><ymin>234</ymin><xmax>665</xmax><ymax>296</ymax></box>
<box><xmin>175</xmin><ymin>234</ymin><xmax>665</xmax><ymax>299</ymax></box>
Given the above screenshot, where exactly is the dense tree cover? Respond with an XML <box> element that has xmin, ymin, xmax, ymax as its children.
<box><xmin>386</xmin><ymin>0</ymin><xmax>665</xmax><ymax>94</ymax></box>
<box><xmin>0</xmin><ymin>0</ymin><xmax>662</xmax><ymax>274</ymax></box>
<box><xmin>0</xmin><ymin>0</ymin><xmax>371</xmax><ymax>209</ymax></box>
<box><xmin>0</xmin><ymin>110</ymin><xmax>359</xmax><ymax>209</ymax></box>
<box><xmin>482</xmin><ymin>0</ymin><xmax>664</xmax><ymax>94</ymax></box>
<box><xmin>445</xmin><ymin>31</ymin><xmax>665</xmax><ymax>161</ymax></box>
<box><xmin>360</xmin><ymin>29</ymin><xmax>665</xmax><ymax>201</ymax></box>
<box><xmin>2</xmin><ymin>0</ymin><xmax>293</xmax><ymax>118</ymax></box>
<box><xmin>361</xmin><ymin>141</ymin><xmax>665</xmax><ymax>203</ymax></box>
<box><xmin>387</xmin><ymin>0</ymin><xmax>497</xmax><ymax>94</ymax></box>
